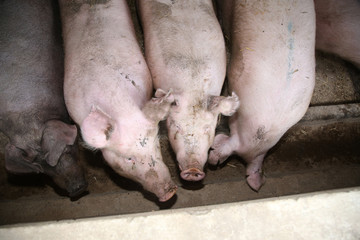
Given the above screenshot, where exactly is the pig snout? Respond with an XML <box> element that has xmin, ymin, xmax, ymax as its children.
<box><xmin>157</xmin><ymin>182</ymin><xmax>178</xmax><ymax>202</ymax></box>
<box><xmin>64</xmin><ymin>170</ymin><xmax>88</xmax><ymax>198</ymax></box>
<box><xmin>67</xmin><ymin>181</ymin><xmax>88</xmax><ymax>198</ymax></box>
<box><xmin>60</xmin><ymin>176</ymin><xmax>88</xmax><ymax>198</ymax></box>
<box><xmin>143</xmin><ymin>177</ymin><xmax>178</xmax><ymax>202</ymax></box>
<box><xmin>143</xmin><ymin>167</ymin><xmax>178</xmax><ymax>202</ymax></box>
<box><xmin>180</xmin><ymin>168</ymin><xmax>205</xmax><ymax>181</ymax></box>
<box><xmin>52</xmin><ymin>169</ymin><xmax>88</xmax><ymax>198</ymax></box>
<box><xmin>49</xmin><ymin>151</ymin><xmax>88</xmax><ymax>197</ymax></box>
<box><xmin>179</xmin><ymin>160</ymin><xmax>206</xmax><ymax>181</ymax></box>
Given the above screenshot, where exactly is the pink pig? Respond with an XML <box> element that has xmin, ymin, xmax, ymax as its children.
<box><xmin>59</xmin><ymin>0</ymin><xmax>177</xmax><ymax>202</ymax></box>
<box><xmin>138</xmin><ymin>0</ymin><xmax>240</xmax><ymax>181</ymax></box>
<box><xmin>209</xmin><ymin>0</ymin><xmax>316</xmax><ymax>191</ymax></box>
<box><xmin>315</xmin><ymin>0</ymin><xmax>360</xmax><ymax>68</ymax></box>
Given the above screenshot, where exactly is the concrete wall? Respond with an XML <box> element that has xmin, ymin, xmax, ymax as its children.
<box><xmin>0</xmin><ymin>187</ymin><xmax>359</xmax><ymax>240</ymax></box>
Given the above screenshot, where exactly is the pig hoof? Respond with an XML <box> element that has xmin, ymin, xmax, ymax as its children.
<box><xmin>158</xmin><ymin>185</ymin><xmax>178</xmax><ymax>202</ymax></box>
<box><xmin>246</xmin><ymin>170</ymin><xmax>265</xmax><ymax>192</ymax></box>
<box><xmin>180</xmin><ymin>168</ymin><xmax>205</xmax><ymax>181</ymax></box>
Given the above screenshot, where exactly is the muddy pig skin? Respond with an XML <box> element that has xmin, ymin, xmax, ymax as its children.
<box><xmin>315</xmin><ymin>0</ymin><xmax>360</xmax><ymax>68</ymax></box>
<box><xmin>138</xmin><ymin>0</ymin><xmax>240</xmax><ymax>181</ymax></box>
<box><xmin>0</xmin><ymin>0</ymin><xmax>87</xmax><ymax>197</ymax></box>
<box><xmin>209</xmin><ymin>0</ymin><xmax>316</xmax><ymax>191</ymax></box>
<box><xmin>59</xmin><ymin>0</ymin><xmax>177</xmax><ymax>202</ymax></box>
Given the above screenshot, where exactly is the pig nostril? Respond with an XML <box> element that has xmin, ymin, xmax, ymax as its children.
<box><xmin>180</xmin><ymin>168</ymin><xmax>205</xmax><ymax>181</ymax></box>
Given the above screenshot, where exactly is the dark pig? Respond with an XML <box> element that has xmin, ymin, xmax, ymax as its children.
<box><xmin>209</xmin><ymin>0</ymin><xmax>316</xmax><ymax>191</ymax></box>
<box><xmin>0</xmin><ymin>0</ymin><xmax>87</xmax><ymax>197</ymax></box>
<box><xmin>59</xmin><ymin>0</ymin><xmax>177</xmax><ymax>202</ymax></box>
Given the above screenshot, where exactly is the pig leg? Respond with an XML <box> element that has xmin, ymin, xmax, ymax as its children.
<box><xmin>209</xmin><ymin>134</ymin><xmax>265</xmax><ymax>191</ymax></box>
<box><xmin>245</xmin><ymin>154</ymin><xmax>266</xmax><ymax>191</ymax></box>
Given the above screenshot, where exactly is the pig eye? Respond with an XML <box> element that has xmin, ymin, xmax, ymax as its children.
<box><xmin>171</xmin><ymin>100</ymin><xmax>179</xmax><ymax>107</ymax></box>
<box><xmin>126</xmin><ymin>156</ymin><xmax>137</xmax><ymax>162</ymax></box>
<box><xmin>17</xmin><ymin>147</ymin><xmax>28</xmax><ymax>157</ymax></box>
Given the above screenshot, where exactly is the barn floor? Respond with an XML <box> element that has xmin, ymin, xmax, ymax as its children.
<box><xmin>1</xmin><ymin>0</ymin><xmax>360</xmax><ymax>226</ymax></box>
<box><xmin>1</xmin><ymin>188</ymin><xmax>359</xmax><ymax>239</ymax></box>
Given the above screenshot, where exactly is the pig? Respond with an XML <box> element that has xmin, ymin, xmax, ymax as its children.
<box><xmin>315</xmin><ymin>0</ymin><xmax>360</xmax><ymax>68</ymax></box>
<box><xmin>138</xmin><ymin>0</ymin><xmax>240</xmax><ymax>181</ymax></box>
<box><xmin>0</xmin><ymin>0</ymin><xmax>87</xmax><ymax>197</ymax></box>
<box><xmin>209</xmin><ymin>0</ymin><xmax>316</xmax><ymax>191</ymax></box>
<box><xmin>58</xmin><ymin>0</ymin><xmax>177</xmax><ymax>202</ymax></box>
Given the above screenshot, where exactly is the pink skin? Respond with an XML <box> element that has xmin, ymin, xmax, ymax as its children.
<box><xmin>209</xmin><ymin>0</ymin><xmax>316</xmax><ymax>191</ymax></box>
<box><xmin>315</xmin><ymin>0</ymin><xmax>360</xmax><ymax>68</ymax></box>
<box><xmin>59</xmin><ymin>0</ymin><xmax>177</xmax><ymax>201</ymax></box>
<box><xmin>138</xmin><ymin>0</ymin><xmax>240</xmax><ymax>181</ymax></box>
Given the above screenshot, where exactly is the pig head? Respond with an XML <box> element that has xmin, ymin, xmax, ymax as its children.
<box><xmin>4</xmin><ymin>120</ymin><xmax>87</xmax><ymax>197</ymax></box>
<box><xmin>165</xmin><ymin>90</ymin><xmax>239</xmax><ymax>181</ymax></box>
<box><xmin>80</xmin><ymin>90</ymin><xmax>177</xmax><ymax>202</ymax></box>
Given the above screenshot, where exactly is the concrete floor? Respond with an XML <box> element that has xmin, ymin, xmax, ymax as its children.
<box><xmin>1</xmin><ymin>187</ymin><xmax>359</xmax><ymax>240</ymax></box>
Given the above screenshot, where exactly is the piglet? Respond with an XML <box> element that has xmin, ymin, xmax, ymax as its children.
<box><xmin>0</xmin><ymin>0</ymin><xmax>87</xmax><ymax>197</ymax></box>
<box><xmin>315</xmin><ymin>0</ymin><xmax>360</xmax><ymax>68</ymax></box>
<box><xmin>59</xmin><ymin>0</ymin><xmax>177</xmax><ymax>202</ymax></box>
<box><xmin>138</xmin><ymin>0</ymin><xmax>240</xmax><ymax>181</ymax></box>
<box><xmin>209</xmin><ymin>0</ymin><xmax>316</xmax><ymax>191</ymax></box>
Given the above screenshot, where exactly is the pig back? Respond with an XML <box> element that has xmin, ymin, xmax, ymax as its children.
<box><xmin>59</xmin><ymin>0</ymin><xmax>153</xmax><ymax>123</ymax></box>
<box><xmin>0</xmin><ymin>0</ymin><xmax>68</xmax><ymax>133</ymax></box>
<box><xmin>138</xmin><ymin>0</ymin><xmax>226</xmax><ymax>95</ymax></box>
<box><xmin>226</xmin><ymin>0</ymin><xmax>316</xmax><ymax>128</ymax></box>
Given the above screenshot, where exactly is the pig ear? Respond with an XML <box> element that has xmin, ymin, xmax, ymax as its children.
<box><xmin>142</xmin><ymin>89</ymin><xmax>175</xmax><ymax>123</ymax></box>
<box><xmin>208</xmin><ymin>92</ymin><xmax>240</xmax><ymax>116</ymax></box>
<box><xmin>81</xmin><ymin>106</ymin><xmax>115</xmax><ymax>149</ymax></box>
<box><xmin>42</xmin><ymin>120</ymin><xmax>78</xmax><ymax>167</ymax></box>
<box><xmin>4</xmin><ymin>143</ymin><xmax>43</xmax><ymax>174</ymax></box>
